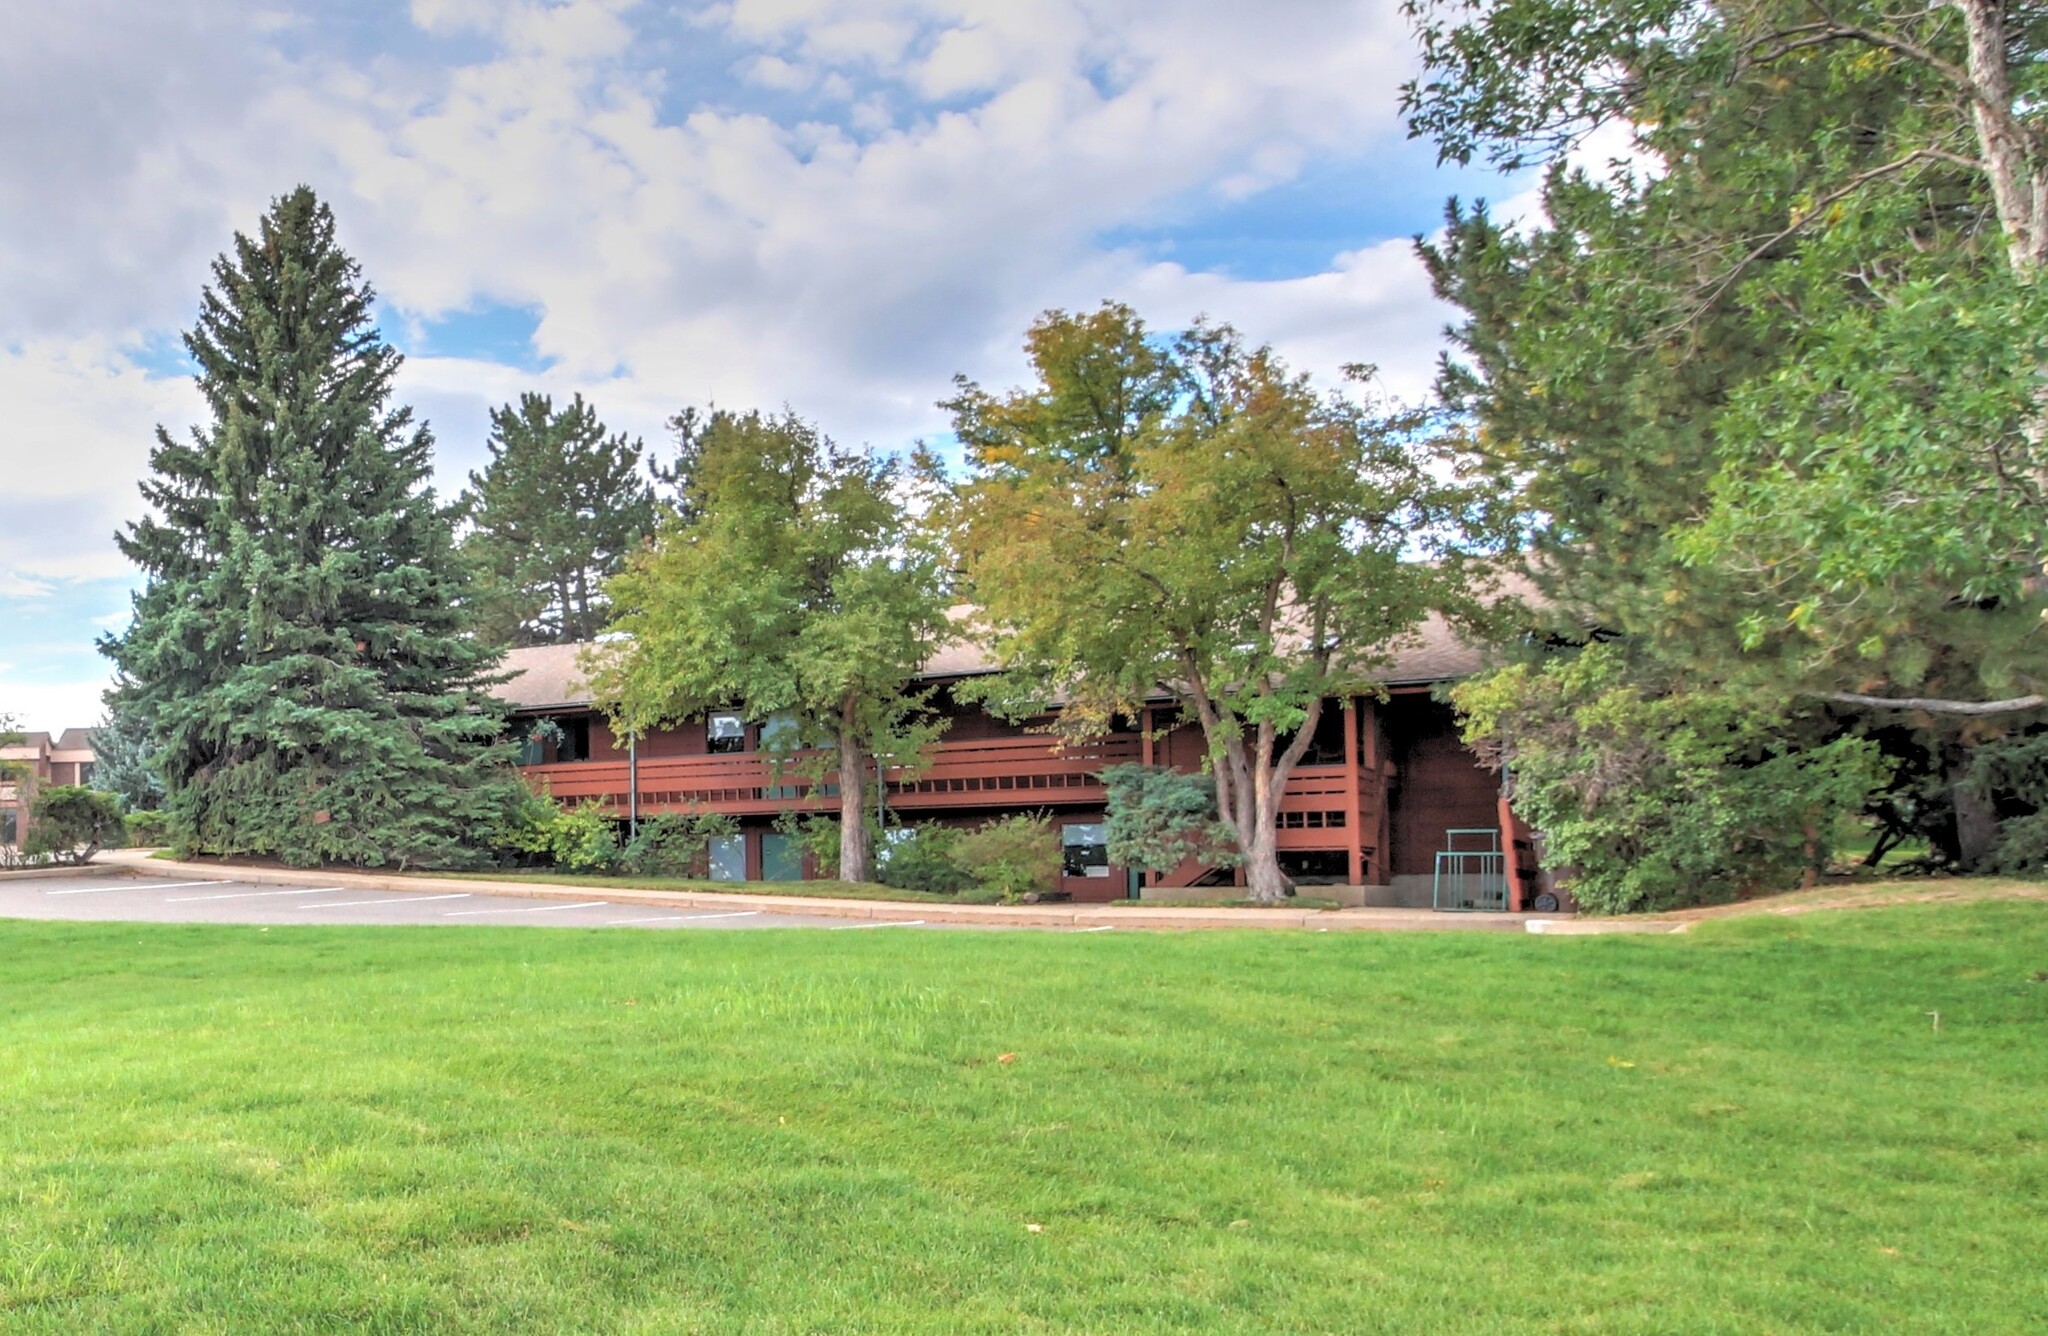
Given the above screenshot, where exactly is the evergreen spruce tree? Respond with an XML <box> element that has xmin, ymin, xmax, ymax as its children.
<box><xmin>457</xmin><ymin>393</ymin><xmax>657</xmax><ymax>647</ymax></box>
<box><xmin>89</xmin><ymin>683</ymin><xmax>167</xmax><ymax>812</ymax></box>
<box><xmin>103</xmin><ymin>186</ymin><xmax>520</xmax><ymax>869</ymax></box>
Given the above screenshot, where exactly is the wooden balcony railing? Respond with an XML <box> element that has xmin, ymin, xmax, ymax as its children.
<box><xmin>521</xmin><ymin>734</ymin><xmax>1148</xmax><ymax>818</ymax></box>
<box><xmin>520</xmin><ymin>739</ymin><xmax>1383</xmax><ymax>855</ymax></box>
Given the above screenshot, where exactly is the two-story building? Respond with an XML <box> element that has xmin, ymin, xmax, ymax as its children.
<box><xmin>493</xmin><ymin>618</ymin><xmax>1542</xmax><ymax>909</ymax></box>
<box><xmin>0</xmin><ymin>728</ymin><xmax>96</xmax><ymax>849</ymax></box>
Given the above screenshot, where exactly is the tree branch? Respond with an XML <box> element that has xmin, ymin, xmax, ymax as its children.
<box><xmin>1825</xmin><ymin>690</ymin><xmax>2046</xmax><ymax>715</ymax></box>
<box><xmin>1746</xmin><ymin>5</ymin><xmax>2042</xmax><ymax>158</ymax></box>
<box><xmin>1667</xmin><ymin>148</ymin><xmax>1963</xmax><ymax>333</ymax></box>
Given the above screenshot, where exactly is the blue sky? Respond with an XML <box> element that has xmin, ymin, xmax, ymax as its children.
<box><xmin>0</xmin><ymin>0</ymin><xmax>1527</xmax><ymax>733</ymax></box>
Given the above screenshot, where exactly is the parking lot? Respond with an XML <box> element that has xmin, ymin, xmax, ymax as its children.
<box><xmin>0</xmin><ymin>872</ymin><xmax>943</xmax><ymax>931</ymax></box>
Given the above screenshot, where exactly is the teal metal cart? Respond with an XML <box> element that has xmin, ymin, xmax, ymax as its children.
<box><xmin>1433</xmin><ymin>828</ymin><xmax>1508</xmax><ymax>912</ymax></box>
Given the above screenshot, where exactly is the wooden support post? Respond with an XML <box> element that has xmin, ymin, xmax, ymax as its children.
<box><xmin>1342</xmin><ymin>696</ymin><xmax>1364</xmax><ymax>887</ymax></box>
<box><xmin>1497</xmin><ymin>786</ymin><xmax>1524</xmax><ymax>913</ymax></box>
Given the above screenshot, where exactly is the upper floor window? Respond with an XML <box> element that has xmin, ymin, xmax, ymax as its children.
<box><xmin>759</xmin><ymin>711</ymin><xmax>802</xmax><ymax>752</ymax></box>
<box><xmin>554</xmin><ymin>717</ymin><xmax>592</xmax><ymax>763</ymax></box>
<box><xmin>707</xmin><ymin>712</ymin><xmax>746</xmax><ymax>755</ymax></box>
<box><xmin>514</xmin><ymin>715</ymin><xmax>590</xmax><ymax>765</ymax></box>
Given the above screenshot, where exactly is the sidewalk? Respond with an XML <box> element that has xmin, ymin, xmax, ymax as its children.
<box><xmin>97</xmin><ymin>849</ymin><xmax>1648</xmax><ymax>933</ymax></box>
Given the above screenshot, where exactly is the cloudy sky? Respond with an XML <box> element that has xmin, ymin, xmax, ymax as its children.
<box><xmin>0</xmin><ymin>0</ymin><xmax>1522</xmax><ymax>732</ymax></box>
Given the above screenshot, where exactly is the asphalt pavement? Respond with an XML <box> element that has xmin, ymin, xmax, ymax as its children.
<box><xmin>0</xmin><ymin>871</ymin><xmax>940</xmax><ymax>931</ymax></box>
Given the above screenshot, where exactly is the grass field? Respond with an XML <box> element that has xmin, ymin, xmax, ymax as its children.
<box><xmin>1</xmin><ymin>902</ymin><xmax>2043</xmax><ymax>1333</ymax></box>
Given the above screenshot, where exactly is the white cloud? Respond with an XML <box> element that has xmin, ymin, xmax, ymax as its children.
<box><xmin>1117</xmin><ymin>237</ymin><xmax>1451</xmax><ymax>403</ymax></box>
<box><xmin>0</xmin><ymin>677</ymin><xmax>109</xmax><ymax>735</ymax></box>
<box><xmin>0</xmin><ymin>339</ymin><xmax>199</xmax><ymax>583</ymax></box>
<box><xmin>0</xmin><ymin>0</ymin><xmax>1476</xmax><ymax>714</ymax></box>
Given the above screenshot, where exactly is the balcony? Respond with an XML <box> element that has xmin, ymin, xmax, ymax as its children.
<box><xmin>520</xmin><ymin>734</ymin><xmax>1146</xmax><ymax>818</ymax></box>
<box><xmin>519</xmin><ymin>736</ymin><xmax>1382</xmax><ymax>856</ymax></box>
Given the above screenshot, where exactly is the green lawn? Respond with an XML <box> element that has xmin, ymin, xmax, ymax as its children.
<box><xmin>1</xmin><ymin>904</ymin><xmax>2042</xmax><ymax>1333</ymax></box>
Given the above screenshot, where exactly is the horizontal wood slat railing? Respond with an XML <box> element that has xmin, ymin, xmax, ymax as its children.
<box><xmin>522</xmin><ymin>734</ymin><xmax>1149</xmax><ymax>817</ymax></box>
<box><xmin>521</xmin><ymin>744</ymin><xmax>1386</xmax><ymax>858</ymax></box>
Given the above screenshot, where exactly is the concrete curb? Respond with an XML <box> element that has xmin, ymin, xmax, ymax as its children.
<box><xmin>0</xmin><ymin>863</ymin><xmax>101</xmax><ymax>882</ymax></box>
<box><xmin>94</xmin><ymin>850</ymin><xmax>1585</xmax><ymax>933</ymax></box>
<box><xmin>1525</xmin><ymin>917</ymin><xmax>1685</xmax><ymax>936</ymax></box>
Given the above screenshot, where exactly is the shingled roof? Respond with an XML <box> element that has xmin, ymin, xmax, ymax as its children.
<box><xmin>492</xmin><ymin>592</ymin><xmax>1527</xmax><ymax>713</ymax></box>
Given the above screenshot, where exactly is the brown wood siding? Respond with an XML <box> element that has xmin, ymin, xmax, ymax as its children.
<box><xmin>511</xmin><ymin>692</ymin><xmax>1518</xmax><ymax>893</ymax></box>
<box><xmin>1385</xmin><ymin>697</ymin><xmax>1501</xmax><ymax>877</ymax></box>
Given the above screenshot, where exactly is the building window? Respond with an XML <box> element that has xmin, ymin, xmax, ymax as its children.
<box><xmin>708</xmin><ymin>833</ymin><xmax>747</xmax><ymax>882</ymax></box>
<box><xmin>708</xmin><ymin>712</ymin><xmax>746</xmax><ymax>755</ymax></box>
<box><xmin>515</xmin><ymin>716</ymin><xmax>589</xmax><ymax>764</ymax></box>
<box><xmin>555</xmin><ymin>717</ymin><xmax>592</xmax><ymax>763</ymax></box>
<box><xmin>1061</xmin><ymin>822</ymin><xmax>1110</xmax><ymax>878</ymax></box>
<box><xmin>759</xmin><ymin>711</ymin><xmax>802</xmax><ymax>752</ymax></box>
<box><xmin>0</xmin><ymin>809</ymin><xmax>16</xmax><ymax>846</ymax></box>
<box><xmin>761</xmin><ymin>831</ymin><xmax>803</xmax><ymax>882</ymax></box>
<box><xmin>78</xmin><ymin>763</ymin><xmax>95</xmax><ymax>786</ymax></box>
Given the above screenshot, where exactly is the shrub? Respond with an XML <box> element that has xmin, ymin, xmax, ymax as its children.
<box><xmin>496</xmin><ymin>791</ymin><xmax>621</xmax><ymax>873</ymax></box>
<box><xmin>123</xmin><ymin>809</ymin><xmax>171</xmax><ymax>847</ymax></box>
<box><xmin>1967</xmin><ymin>732</ymin><xmax>2048</xmax><ymax>873</ymax></box>
<box><xmin>773</xmin><ymin>812</ymin><xmax>886</xmax><ymax>881</ymax></box>
<box><xmin>621</xmin><ymin>810</ymin><xmax>739</xmax><ymax>878</ymax></box>
<box><xmin>1455</xmin><ymin>645</ymin><xmax>1886</xmax><ymax>914</ymax></box>
<box><xmin>1102</xmin><ymin>763</ymin><xmax>1238</xmax><ymax>873</ymax></box>
<box><xmin>25</xmin><ymin>786</ymin><xmax>127</xmax><ymax>865</ymax></box>
<box><xmin>877</xmin><ymin>824</ymin><xmax>974</xmax><ymax>895</ymax></box>
<box><xmin>953</xmin><ymin>812</ymin><xmax>1061</xmax><ymax>902</ymax></box>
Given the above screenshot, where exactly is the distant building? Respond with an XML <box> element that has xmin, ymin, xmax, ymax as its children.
<box><xmin>490</xmin><ymin>617</ymin><xmax>1543</xmax><ymax>910</ymax></box>
<box><xmin>0</xmin><ymin>728</ymin><xmax>97</xmax><ymax>848</ymax></box>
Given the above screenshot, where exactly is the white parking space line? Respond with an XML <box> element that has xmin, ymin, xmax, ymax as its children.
<box><xmin>45</xmin><ymin>880</ymin><xmax>228</xmax><ymax>896</ymax></box>
<box><xmin>443</xmin><ymin>901</ymin><xmax>609</xmax><ymax>917</ymax></box>
<box><xmin>830</xmin><ymin>919</ymin><xmax>927</xmax><ymax>930</ymax></box>
<box><xmin>166</xmin><ymin>887</ymin><xmax>346</xmax><ymax>903</ymax></box>
<box><xmin>306</xmin><ymin>893</ymin><xmax>474</xmax><ymax>909</ymax></box>
<box><xmin>1077</xmin><ymin>926</ymin><xmax>1114</xmax><ymax>933</ymax></box>
<box><xmin>603</xmin><ymin>910</ymin><xmax>760</xmax><ymax>925</ymax></box>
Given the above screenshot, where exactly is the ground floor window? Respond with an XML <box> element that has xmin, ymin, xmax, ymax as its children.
<box><xmin>1061</xmin><ymin>822</ymin><xmax>1109</xmax><ymax>878</ymax></box>
<box><xmin>761</xmin><ymin>831</ymin><xmax>803</xmax><ymax>882</ymax></box>
<box><xmin>708</xmin><ymin>832</ymin><xmax>747</xmax><ymax>882</ymax></box>
<box><xmin>0</xmin><ymin>808</ymin><xmax>16</xmax><ymax>846</ymax></box>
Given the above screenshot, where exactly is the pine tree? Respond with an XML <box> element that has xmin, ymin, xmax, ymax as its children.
<box><xmin>457</xmin><ymin>393</ymin><xmax>658</xmax><ymax>647</ymax></box>
<box><xmin>103</xmin><ymin>186</ymin><xmax>521</xmax><ymax>869</ymax></box>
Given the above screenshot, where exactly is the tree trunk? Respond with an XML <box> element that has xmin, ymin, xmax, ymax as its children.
<box><xmin>1946</xmin><ymin>742</ymin><xmax>2000</xmax><ymax>872</ymax></box>
<box><xmin>1240</xmin><ymin>798</ymin><xmax>1292</xmax><ymax>904</ymax></box>
<box><xmin>1181</xmin><ymin>682</ymin><xmax>1322</xmax><ymax>906</ymax></box>
<box><xmin>1234</xmin><ymin>734</ymin><xmax>1299</xmax><ymax>906</ymax></box>
<box><xmin>836</xmin><ymin>695</ymin><xmax>871</xmax><ymax>884</ymax></box>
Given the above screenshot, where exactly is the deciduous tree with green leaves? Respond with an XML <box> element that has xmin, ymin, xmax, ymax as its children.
<box><xmin>944</xmin><ymin>304</ymin><xmax>1482</xmax><ymax>903</ymax></box>
<box><xmin>458</xmin><ymin>393</ymin><xmax>658</xmax><ymax>647</ymax></box>
<box><xmin>0</xmin><ymin>713</ymin><xmax>25</xmax><ymax>807</ymax></box>
<box><xmin>25</xmin><ymin>787</ymin><xmax>127</xmax><ymax>866</ymax></box>
<box><xmin>592</xmin><ymin>410</ymin><xmax>949</xmax><ymax>884</ymax></box>
<box><xmin>1406</xmin><ymin>0</ymin><xmax>2048</xmax><ymax>866</ymax></box>
<box><xmin>103</xmin><ymin>187</ymin><xmax>521</xmax><ymax>869</ymax></box>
